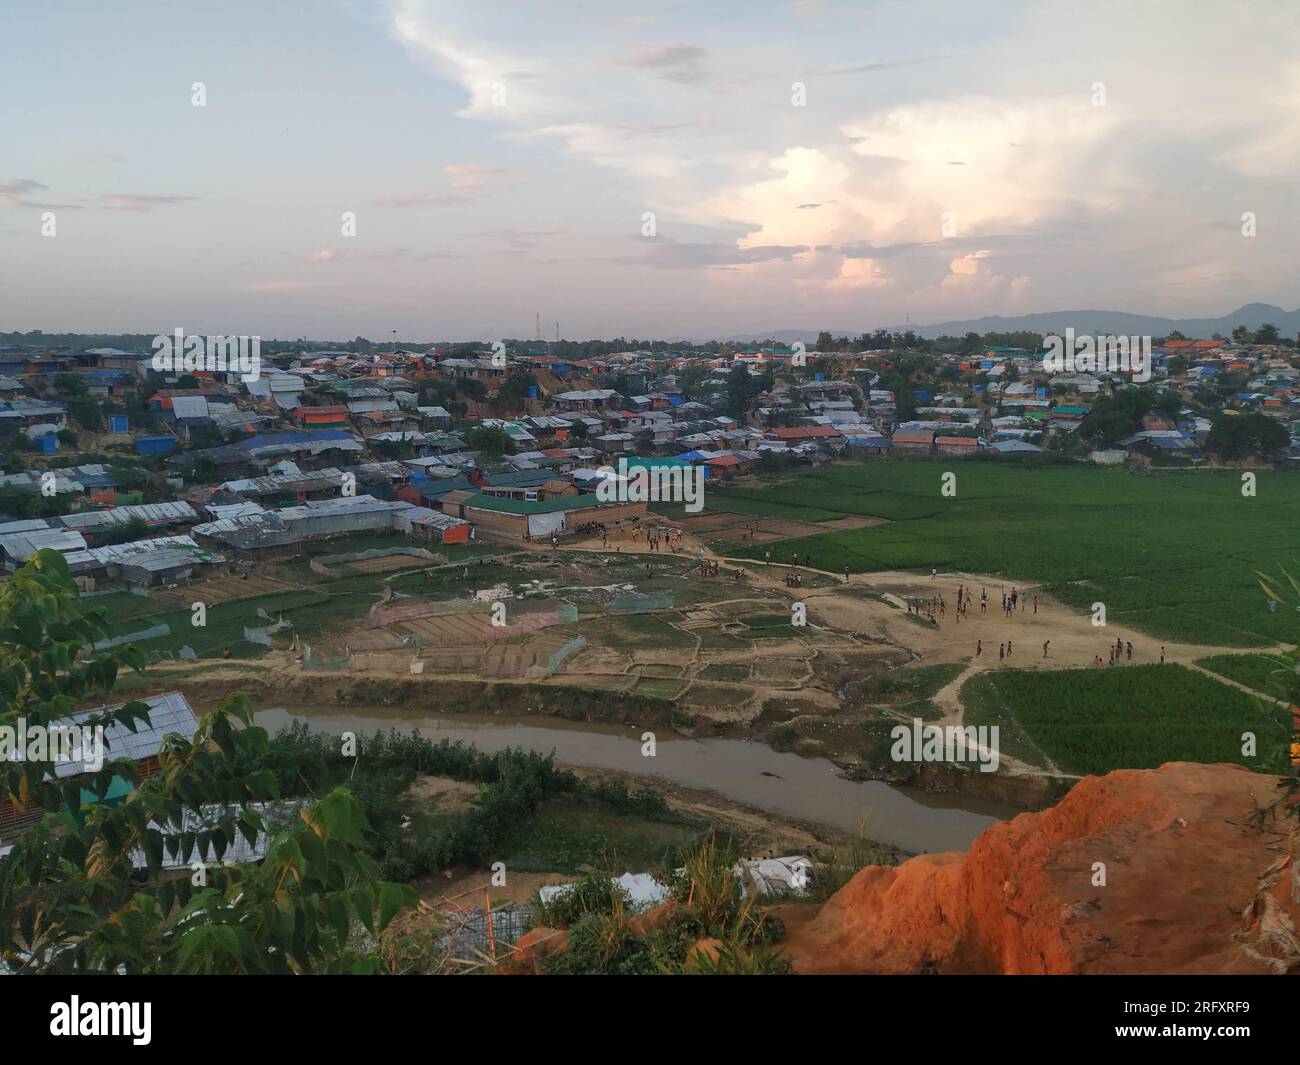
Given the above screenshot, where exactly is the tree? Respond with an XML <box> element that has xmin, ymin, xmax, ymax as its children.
<box><xmin>68</xmin><ymin>396</ymin><xmax>103</xmax><ymax>432</ymax></box>
<box><xmin>96</xmin><ymin>515</ymin><xmax>149</xmax><ymax>545</ymax></box>
<box><xmin>1231</xmin><ymin>324</ymin><xmax>1252</xmax><ymax>344</ymax></box>
<box><xmin>466</xmin><ymin>425</ymin><xmax>513</xmax><ymax>457</ymax></box>
<box><xmin>1253</xmin><ymin>323</ymin><xmax>1280</xmax><ymax>345</ymax></box>
<box><xmin>722</xmin><ymin>364</ymin><xmax>763</xmax><ymax>419</ymax></box>
<box><xmin>0</xmin><ymin>551</ymin><xmax>416</xmax><ymax>973</ymax></box>
<box><xmin>53</xmin><ymin>373</ymin><xmax>87</xmax><ymax>397</ymax></box>
<box><xmin>1077</xmin><ymin>388</ymin><xmax>1155</xmax><ymax>447</ymax></box>
<box><xmin>1205</xmin><ymin>412</ymin><xmax>1290</xmax><ymax>460</ymax></box>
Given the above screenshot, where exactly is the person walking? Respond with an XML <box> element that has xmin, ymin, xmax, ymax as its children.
<box><xmin>1126</xmin><ymin>640</ymin><xmax>1133</xmax><ymax>661</ymax></box>
<box><xmin>976</xmin><ymin>639</ymin><xmax>982</xmax><ymax>657</ymax></box>
<box><xmin>1042</xmin><ymin>640</ymin><xmax>1050</xmax><ymax>658</ymax></box>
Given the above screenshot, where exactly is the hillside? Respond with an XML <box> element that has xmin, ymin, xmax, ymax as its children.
<box><xmin>776</xmin><ymin>762</ymin><xmax>1299</xmax><ymax>974</ymax></box>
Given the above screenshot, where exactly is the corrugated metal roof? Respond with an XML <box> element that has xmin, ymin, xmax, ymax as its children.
<box><xmin>60</xmin><ymin>501</ymin><xmax>197</xmax><ymax>531</ymax></box>
<box><xmin>61</xmin><ymin>690</ymin><xmax>199</xmax><ymax>777</ymax></box>
<box><xmin>277</xmin><ymin>495</ymin><xmax>411</xmax><ymax>520</ymax></box>
<box><xmin>63</xmin><ymin>534</ymin><xmax>212</xmax><ymax>566</ymax></box>
<box><xmin>0</xmin><ymin>528</ymin><xmax>88</xmax><ymax>560</ymax></box>
<box><xmin>170</xmin><ymin>395</ymin><xmax>210</xmax><ymax>419</ymax></box>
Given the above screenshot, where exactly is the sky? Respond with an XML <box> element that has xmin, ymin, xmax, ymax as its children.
<box><xmin>2</xmin><ymin>0</ymin><xmax>1299</xmax><ymax>342</ymax></box>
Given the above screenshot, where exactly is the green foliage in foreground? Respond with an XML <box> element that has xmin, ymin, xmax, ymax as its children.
<box><xmin>0</xmin><ymin>550</ymin><xmax>416</xmax><ymax>974</ymax></box>
<box><xmin>534</xmin><ymin>837</ymin><xmax>789</xmax><ymax>976</ymax></box>
<box><xmin>253</xmin><ymin>724</ymin><xmax>673</xmax><ymax>883</ymax></box>
<box><xmin>962</xmin><ymin>664</ymin><xmax>1291</xmax><ymax>776</ymax></box>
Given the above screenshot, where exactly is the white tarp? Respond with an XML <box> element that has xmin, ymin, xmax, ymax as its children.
<box><xmin>538</xmin><ymin>873</ymin><xmax>669</xmax><ymax>910</ymax></box>
<box><xmin>527</xmin><ymin>512</ymin><xmax>567</xmax><ymax>538</ymax></box>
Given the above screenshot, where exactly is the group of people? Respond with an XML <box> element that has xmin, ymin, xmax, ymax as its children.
<box><xmin>1093</xmin><ymin>637</ymin><xmax>1137</xmax><ymax>667</ymax></box>
<box><xmin>995</xmin><ymin>587</ymin><xmax>1038</xmax><ymax>616</ymax></box>
<box><xmin>784</xmin><ymin>571</ymin><xmax>804</xmax><ymax>588</ymax></box>
<box><xmin>907</xmin><ymin>596</ymin><xmax>946</xmax><ymax>625</ymax></box>
<box><xmin>962</xmin><ymin>582</ymin><xmax>1046</xmax><ymax>660</ymax></box>
<box><xmin>598</xmin><ymin>522</ymin><xmax>684</xmax><ymax>552</ymax></box>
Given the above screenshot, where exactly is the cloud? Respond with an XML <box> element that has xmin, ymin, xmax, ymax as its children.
<box><xmin>240</xmin><ymin>280</ymin><xmax>320</xmax><ymax>293</ymax></box>
<box><xmin>373</xmin><ymin>162</ymin><xmax>512</xmax><ymax>207</ymax></box>
<box><xmin>614</xmin><ymin>236</ymin><xmax>808</xmax><ymax>269</ymax></box>
<box><xmin>618</xmin><ymin>43</ymin><xmax>710</xmax><ymax>85</ymax></box>
<box><xmin>311</xmin><ymin>247</ymin><xmax>454</xmax><ymax>263</ymax></box>
<box><xmin>0</xmin><ymin>178</ymin><xmax>82</xmax><ymax>210</ymax></box>
<box><xmin>812</xmin><ymin>55</ymin><xmax>948</xmax><ymax>77</ymax></box>
<box><xmin>97</xmin><ymin>193</ymin><xmax>197</xmax><ymax>211</ymax></box>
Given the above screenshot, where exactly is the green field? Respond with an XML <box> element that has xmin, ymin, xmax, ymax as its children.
<box><xmin>847</xmin><ymin>661</ymin><xmax>967</xmax><ymax>721</ymax></box>
<box><xmin>961</xmin><ymin>664</ymin><xmax>1290</xmax><ymax>774</ymax></box>
<box><xmin>721</xmin><ymin>461</ymin><xmax>1300</xmax><ymax>646</ymax></box>
<box><xmin>1196</xmin><ymin>653</ymin><xmax>1298</xmax><ymax>698</ymax></box>
<box><xmin>501</xmin><ymin>795</ymin><xmax>703</xmax><ymax>873</ymax></box>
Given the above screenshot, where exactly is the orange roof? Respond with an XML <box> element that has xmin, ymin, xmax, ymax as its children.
<box><xmin>935</xmin><ymin>436</ymin><xmax>977</xmax><ymax>447</ymax></box>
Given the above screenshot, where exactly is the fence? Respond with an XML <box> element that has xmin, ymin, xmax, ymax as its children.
<box><xmin>311</xmin><ymin>546</ymin><xmax>446</xmax><ymax>579</ymax></box>
<box><xmin>610</xmin><ymin>592</ymin><xmax>675</xmax><ymax>613</ymax></box>
<box><xmin>302</xmin><ymin>644</ymin><xmax>349</xmax><ymax>671</ymax></box>
<box><xmin>438</xmin><ymin>905</ymin><xmax>533</xmax><ymax>956</ymax></box>
<box><xmin>93</xmin><ymin>623</ymin><xmax>170</xmax><ymax>650</ymax></box>
<box><xmin>368</xmin><ymin>596</ymin><xmax>487</xmax><ymax>628</ymax></box>
<box><xmin>243</xmin><ymin>610</ymin><xmax>294</xmax><ymax>648</ymax></box>
<box><xmin>525</xmin><ymin>635</ymin><xmax>587</xmax><ymax>678</ymax></box>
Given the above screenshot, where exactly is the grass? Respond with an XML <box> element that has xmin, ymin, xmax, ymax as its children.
<box><xmin>697</xmin><ymin>663</ymin><xmax>750</xmax><ymax>681</ymax></box>
<box><xmin>634</xmin><ymin>678</ymin><xmax>687</xmax><ymax>699</ymax></box>
<box><xmin>501</xmin><ymin>796</ymin><xmax>702</xmax><ymax>873</ymax></box>
<box><xmin>723</xmin><ymin>460</ymin><xmax>1300</xmax><ymax>647</ymax></box>
<box><xmin>1195</xmin><ymin>653</ymin><xmax>1297</xmax><ymax>698</ymax></box>
<box><xmin>847</xmin><ymin>661</ymin><xmax>967</xmax><ymax>721</ymax></box>
<box><xmin>961</xmin><ymin>664</ymin><xmax>1291</xmax><ymax>774</ymax></box>
<box><xmin>590</xmin><ymin>613</ymin><xmax>697</xmax><ymax>653</ymax></box>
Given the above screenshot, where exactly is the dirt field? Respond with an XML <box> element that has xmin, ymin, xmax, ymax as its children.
<box><xmin>174</xmin><ymin>536</ymin><xmax>1282</xmax><ymax>787</ymax></box>
<box><xmin>149</xmin><ymin>573</ymin><xmax>297</xmax><ymax>609</ymax></box>
<box><xmin>347</xmin><ymin>554</ymin><xmax>433</xmax><ymax>574</ymax></box>
<box><xmin>676</xmin><ymin>511</ymin><xmax>883</xmax><ymax>543</ymax></box>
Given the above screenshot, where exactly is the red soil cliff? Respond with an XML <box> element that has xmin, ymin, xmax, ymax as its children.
<box><xmin>778</xmin><ymin>762</ymin><xmax>1299</xmax><ymax>974</ymax></box>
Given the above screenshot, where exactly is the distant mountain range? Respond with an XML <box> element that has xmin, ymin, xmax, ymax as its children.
<box><xmin>725</xmin><ymin>303</ymin><xmax>1300</xmax><ymax>344</ymax></box>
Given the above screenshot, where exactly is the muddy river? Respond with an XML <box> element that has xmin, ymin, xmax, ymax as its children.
<box><xmin>257</xmin><ymin>704</ymin><xmax>1021</xmax><ymax>853</ymax></box>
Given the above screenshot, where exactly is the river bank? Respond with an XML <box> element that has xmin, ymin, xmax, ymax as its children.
<box><xmin>169</xmin><ymin>667</ymin><xmax>1070</xmax><ymax>816</ymax></box>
